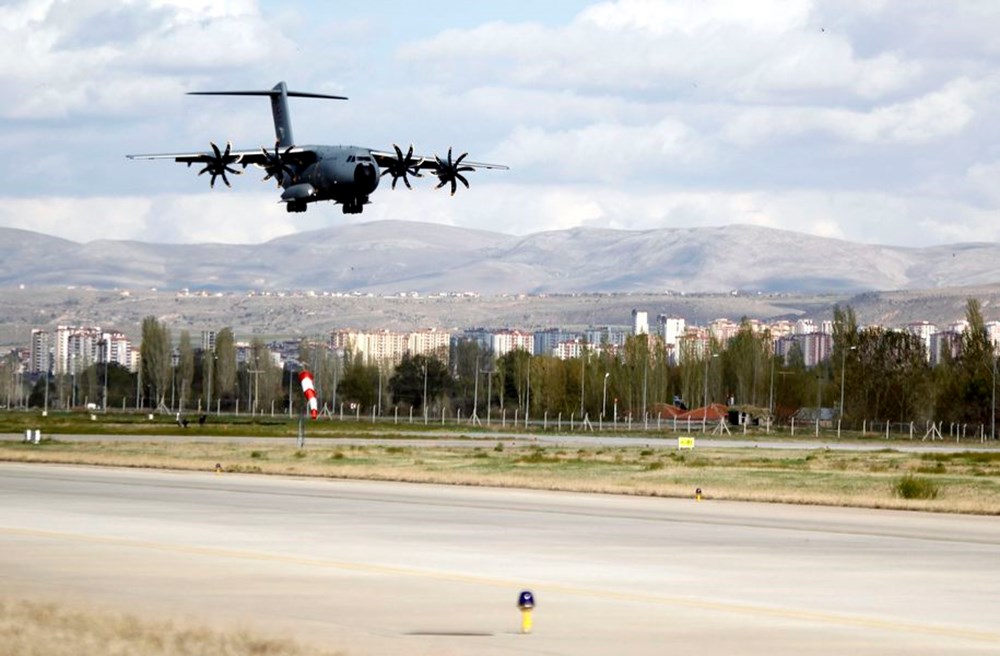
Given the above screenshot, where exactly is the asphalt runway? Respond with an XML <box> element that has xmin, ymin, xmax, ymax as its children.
<box><xmin>1</xmin><ymin>463</ymin><xmax>999</xmax><ymax>655</ymax></box>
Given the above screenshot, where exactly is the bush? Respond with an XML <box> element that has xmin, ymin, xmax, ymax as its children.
<box><xmin>893</xmin><ymin>474</ymin><xmax>939</xmax><ymax>500</ymax></box>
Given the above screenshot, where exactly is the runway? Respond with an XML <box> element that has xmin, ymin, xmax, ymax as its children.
<box><xmin>1</xmin><ymin>462</ymin><xmax>999</xmax><ymax>655</ymax></box>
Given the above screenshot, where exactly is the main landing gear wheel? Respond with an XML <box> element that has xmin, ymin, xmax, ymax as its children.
<box><xmin>286</xmin><ymin>201</ymin><xmax>307</xmax><ymax>213</ymax></box>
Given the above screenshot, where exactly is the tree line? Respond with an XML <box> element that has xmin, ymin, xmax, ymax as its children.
<box><xmin>13</xmin><ymin>300</ymin><xmax>999</xmax><ymax>434</ymax></box>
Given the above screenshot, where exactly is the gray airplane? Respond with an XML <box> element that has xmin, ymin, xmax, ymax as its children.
<box><xmin>128</xmin><ymin>81</ymin><xmax>507</xmax><ymax>214</ymax></box>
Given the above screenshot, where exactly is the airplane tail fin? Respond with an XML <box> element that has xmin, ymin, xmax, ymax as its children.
<box><xmin>188</xmin><ymin>82</ymin><xmax>347</xmax><ymax>148</ymax></box>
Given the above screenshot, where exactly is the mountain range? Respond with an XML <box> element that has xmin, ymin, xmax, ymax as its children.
<box><xmin>2</xmin><ymin>221</ymin><xmax>999</xmax><ymax>294</ymax></box>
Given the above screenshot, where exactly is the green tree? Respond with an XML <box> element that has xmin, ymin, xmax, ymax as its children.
<box><xmin>936</xmin><ymin>299</ymin><xmax>995</xmax><ymax>427</ymax></box>
<box><xmin>214</xmin><ymin>327</ymin><xmax>237</xmax><ymax>408</ymax></box>
<box><xmin>139</xmin><ymin>316</ymin><xmax>171</xmax><ymax>408</ymax></box>
<box><xmin>389</xmin><ymin>353</ymin><xmax>450</xmax><ymax>412</ymax></box>
<box><xmin>338</xmin><ymin>352</ymin><xmax>379</xmax><ymax>410</ymax></box>
<box><xmin>177</xmin><ymin>331</ymin><xmax>195</xmax><ymax>411</ymax></box>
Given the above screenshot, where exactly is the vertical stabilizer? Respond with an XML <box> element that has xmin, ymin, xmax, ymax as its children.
<box><xmin>270</xmin><ymin>81</ymin><xmax>293</xmax><ymax>147</ymax></box>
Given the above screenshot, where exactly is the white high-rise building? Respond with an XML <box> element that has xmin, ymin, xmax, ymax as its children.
<box><xmin>906</xmin><ymin>322</ymin><xmax>936</xmax><ymax>361</ymax></box>
<box><xmin>30</xmin><ymin>329</ymin><xmax>50</xmax><ymax>374</ymax></box>
<box><xmin>632</xmin><ymin>309</ymin><xmax>648</xmax><ymax>336</ymax></box>
<box><xmin>490</xmin><ymin>330</ymin><xmax>534</xmax><ymax>356</ymax></box>
<box><xmin>986</xmin><ymin>321</ymin><xmax>1000</xmax><ymax>354</ymax></box>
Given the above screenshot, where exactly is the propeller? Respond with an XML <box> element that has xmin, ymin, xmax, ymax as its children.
<box><xmin>260</xmin><ymin>141</ymin><xmax>296</xmax><ymax>187</ymax></box>
<box><xmin>380</xmin><ymin>144</ymin><xmax>422</xmax><ymax>190</ymax></box>
<box><xmin>433</xmin><ymin>148</ymin><xmax>474</xmax><ymax>196</ymax></box>
<box><xmin>196</xmin><ymin>141</ymin><xmax>242</xmax><ymax>189</ymax></box>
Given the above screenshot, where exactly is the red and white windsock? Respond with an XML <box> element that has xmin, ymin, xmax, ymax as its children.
<box><xmin>298</xmin><ymin>370</ymin><xmax>319</xmax><ymax>419</ymax></box>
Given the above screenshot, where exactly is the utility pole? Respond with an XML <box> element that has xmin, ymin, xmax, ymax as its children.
<box><xmin>422</xmin><ymin>363</ymin><xmax>428</xmax><ymax>424</ymax></box>
<box><xmin>471</xmin><ymin>355</ymin><xmax>480</xmax><ymax>423</ymax></box>
<box><xmin>206</xmin><ymin>350</ymin><xmax>214</xmax><ymax>415</ymax></box>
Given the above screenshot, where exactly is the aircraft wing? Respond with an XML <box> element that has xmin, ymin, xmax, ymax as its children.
<box><xmin>127</xmin><ymin>143</ymin><xmax>316</xmax><ymax>189</ymax></box>
<box><xmin>126</xmin><ymin>146</ymin><xmax>312</xmax><ymax>168</ymax></box>
<box><xmin>370</xmin><ymin>146</ymin><xmax>507</xmax><ymax>194</ymax></box>
<box><xmin>369</xmin><ymin>148</ymin><xmax>508</xmax><ymax>172</ymax></box>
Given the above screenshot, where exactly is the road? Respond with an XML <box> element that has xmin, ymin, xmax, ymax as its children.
<box><xmin>1</xmin><ymin>463</ymin><xmax>999</xmax><ymax>655</ymax></box>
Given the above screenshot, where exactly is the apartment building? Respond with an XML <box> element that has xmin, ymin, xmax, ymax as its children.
<box><xmin>331</xmin><ymin>328</ymin><xmax>451</xmax><ymax>365</ymax></box>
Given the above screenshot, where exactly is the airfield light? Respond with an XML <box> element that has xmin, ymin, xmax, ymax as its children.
<box><xmin>517</xmin><ymin>591</ymin><xmax>535</xmax><ymax>634</ymax></box>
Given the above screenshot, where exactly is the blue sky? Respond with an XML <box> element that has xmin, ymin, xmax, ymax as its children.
<box><xmin>1</xmin><ymin>0</ymin><xmax>999</xmax><ymax>247</ymax></box>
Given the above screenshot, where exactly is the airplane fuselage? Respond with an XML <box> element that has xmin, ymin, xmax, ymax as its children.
<box><xmin>283</xmin><ymin>145</ymin><xmax>380</xmax><ymax>213</ymax></box>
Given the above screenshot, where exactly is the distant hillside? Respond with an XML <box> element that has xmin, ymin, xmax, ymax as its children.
<box><xmin>2</xmin><ymin>221</ymin><xmax>999</xmax><ymax>294</ymax></box>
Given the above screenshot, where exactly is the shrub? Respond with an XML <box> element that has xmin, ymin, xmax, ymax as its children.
<box><xmin>893</xmin><ymin>474</ymin><xmax>939</xmax><ymax>500</ymax></box>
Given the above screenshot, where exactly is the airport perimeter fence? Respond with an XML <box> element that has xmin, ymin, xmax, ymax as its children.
<box><xmin>225</xmin><ymin>400</ymin><xmax>1000</xmax><ymax>444</ymax></box>
<box><xmin>9</xmin><ymin>399</ymin><xmax>998</xmax><ymax>445</ymax></box>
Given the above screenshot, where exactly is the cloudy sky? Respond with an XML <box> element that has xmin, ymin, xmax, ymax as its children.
<box><xmin>1</xmin><ymin>0</ymin><xmax>999</xmax><ymax>247</ymax></box>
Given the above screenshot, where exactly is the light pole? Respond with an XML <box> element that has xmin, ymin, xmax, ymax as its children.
<box><xmin>43</xmin><ymin>364</ymin><xmax>49</xmax><ymax>416</ymax></box>
<box><xmin>206</xmin><ymin>349</ymin><xmax>214</xmax><ymax>415</ymax></box>
<box><xmin>99</xmin><ymin>338</ymin><xmax>109</xmax><ymax>413</ymax></box>
<box><xmin>838</xmin><ymin>345</ymin><xmax>857</xmax><ymax>421</ymax></box>
<box><xmin>602</xmin><ymin>372</ymin><xmax>610</xmax><ymax>419</ymax></box>
<box><xmin>580</xmin><ymin>352</ymin><xmax>586</xmax><ymax>418</ymax></box>
<box><xmin>702</xmin><ymin>351</ymin><xmax>717</xmax><ymax>411</ymax></box>
<box><xmin>422</xmin><ymin>362</ymin><xmax>428</xmax><ymax>424</ymax></box>
<box><xmin>992</xmin><ymin>355</ymin><xmax>997</xmax><ymax>441</ymax></box>
<box><xmin>251</xmin><ymin>355</ymin><xmax>260</xmax><ymax>416</ymax></box>
<box><xmin>768</xmin><ymin>351</ymin><xmax>775</xmax><ymax>417</ymax></box>
<box><xmin>472</xmin><ymin>355</ymin><xmax>480</xmax><ymax>422</ymax></box>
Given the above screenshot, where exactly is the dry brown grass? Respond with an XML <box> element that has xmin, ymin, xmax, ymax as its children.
<box><xmin>0</xmin><ymin>597</ymin><xmax>344</xmax><ymax>656</ymax></box>
<box><xmin>2</xmin><ymin>440</ymin><xmax>999</xmax><ymax>514</ymax></box>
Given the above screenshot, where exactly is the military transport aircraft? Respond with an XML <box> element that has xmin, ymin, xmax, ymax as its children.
<box><xmin>128</xmin><ymin>81</ymin><xmax>507</xmax><ymax>214</ymax></box>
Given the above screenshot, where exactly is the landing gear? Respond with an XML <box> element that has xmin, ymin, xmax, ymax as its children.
<box><xmin>286</xmin><ymin>201</ymin><xmax>307</xmax><ymax>213</ymax></box>
<box><xmin>341</xmin><ymin>197</ymin><xmax>366</xmax><ymax>214</ymax></box>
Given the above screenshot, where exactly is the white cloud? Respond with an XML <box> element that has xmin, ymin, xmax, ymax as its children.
<box><xmin>401</xmin><ymin>0</ymin><xmax>922</xmax><ymax>102</ymax></box>
<box><xmin>492</xmin><ymin>118</ymin><xmax>710</xmax><ymax>182</ymax></box>
<box><xmin>0</xmin><ymin>0</ymin><xmax>293</xmax><ymax>119</ymax></box>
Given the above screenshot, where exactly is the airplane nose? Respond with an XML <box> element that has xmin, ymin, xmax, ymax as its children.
<box><xmin>354</xmin><ymin>163</ymin><xmax>378</xmax><ymax>192</ymax></box>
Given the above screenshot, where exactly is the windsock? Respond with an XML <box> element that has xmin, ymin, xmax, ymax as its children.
<box><xmin>298</xmin><ymin>370</ymin><xmax>319</xmax><ymax>419</ymax></box>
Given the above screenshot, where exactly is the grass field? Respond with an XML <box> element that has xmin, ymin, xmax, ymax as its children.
<box><xmin>0</xmin><ymin>597</ymin><xmax>344</xmax><ymax>656</ymax></box>
<box><xmin>3</xmin><ymin>424</ymin><xmax>999</xmax><ymax>514</ymax></box>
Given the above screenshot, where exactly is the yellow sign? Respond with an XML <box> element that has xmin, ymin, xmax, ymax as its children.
<box><xmin>678</xmin><ymin>437</ymin><xmax>695</xmax><ymax>450</ymax></box>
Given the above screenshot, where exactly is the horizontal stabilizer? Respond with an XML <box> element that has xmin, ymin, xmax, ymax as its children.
<box><xmin>187</xmin><ymin>90</ymin><xmax>347</xmax><ymax>100</ymax></box>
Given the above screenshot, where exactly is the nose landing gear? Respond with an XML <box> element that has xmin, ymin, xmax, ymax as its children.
<box><xmin>341</xmin><ymin>197</ymin><xmax>367</xmax><ymax>214</ymax></box>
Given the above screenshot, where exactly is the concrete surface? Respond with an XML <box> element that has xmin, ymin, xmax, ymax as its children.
<box><xmin>1</xmin><ymin>462</ymin><xmax>999</xmax><ymax>655</ymax></box>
